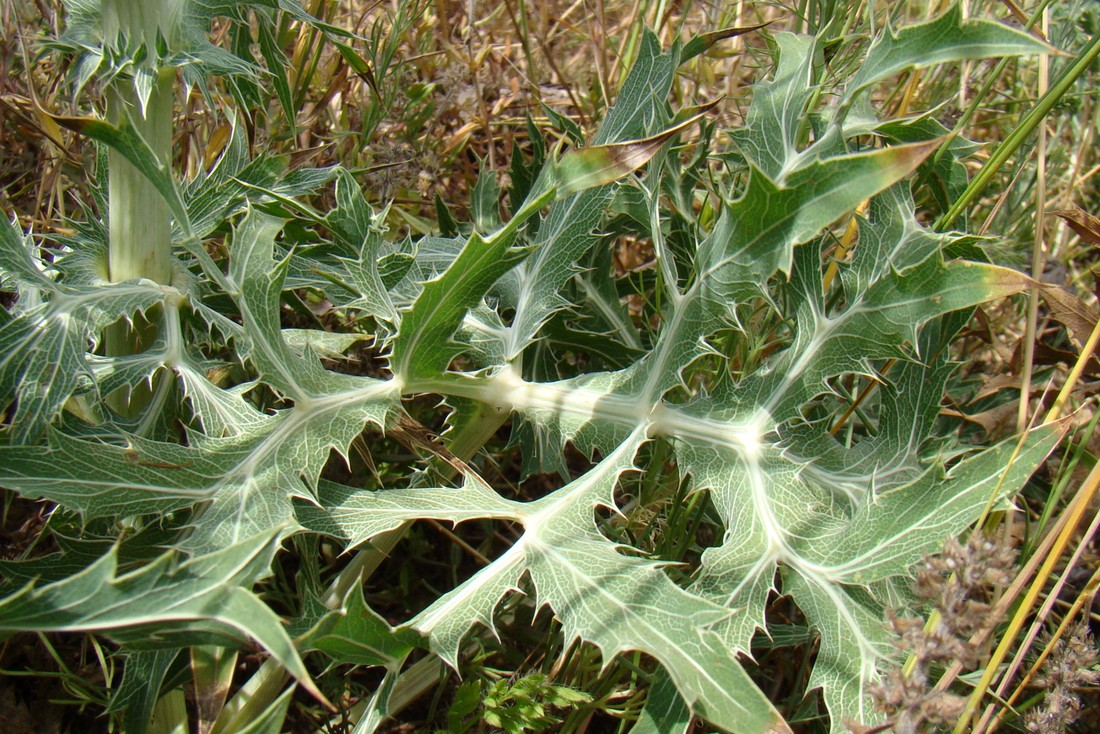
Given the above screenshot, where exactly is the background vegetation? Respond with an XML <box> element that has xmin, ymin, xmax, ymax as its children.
<box><xmin>1</xmin><ymin>1</ymin><xmax>1099</xmax><ymax>733</ymax></box>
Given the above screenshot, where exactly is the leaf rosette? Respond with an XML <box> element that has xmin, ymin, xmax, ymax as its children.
<box><xmin>0</xmin><ymin>8</ymin><xmax>1058</xmax><ymax>733</ymax></box>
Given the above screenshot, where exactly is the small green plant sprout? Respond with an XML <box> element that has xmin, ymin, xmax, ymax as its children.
<box><xmin>443</xmin><ymin>674</ymin><xmax>593</xmax><ymax>734</ymax></box>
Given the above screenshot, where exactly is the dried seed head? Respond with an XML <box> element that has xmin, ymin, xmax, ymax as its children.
<box><xmin>1025</xmin><ymin>624</ymin><xmax>1100</xmax><ymax>734</ymax></box>
<box><xmin>859</xmin><ymin>534</ymin><xmax>1018</xmax><ymax>734</ymax></box>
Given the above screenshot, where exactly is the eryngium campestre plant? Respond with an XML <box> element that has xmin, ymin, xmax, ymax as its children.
<box><xmin>0</xmin><ymin>5</ymin><xmax>1062</xmax><ymax>732</ymax></box>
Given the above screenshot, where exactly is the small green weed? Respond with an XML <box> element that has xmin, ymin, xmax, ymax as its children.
<box><xmin>442</xmin><ymin>673</ymin><xmax>592</xmax><ymax>734</ymax></box>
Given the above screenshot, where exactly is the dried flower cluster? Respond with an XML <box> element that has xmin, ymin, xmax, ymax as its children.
<box><xmin>866</xmin><ymin>534</ymin><xmax>1015</xmax><ymax>734</ymax></box>
<box><xmin>1024</xmin><ymin>623</ymin><xmax>1100</xmax><ymax>734</ymax></box>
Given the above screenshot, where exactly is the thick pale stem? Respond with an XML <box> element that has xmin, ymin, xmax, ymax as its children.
<box><xmin>106</xmin><ymin>76</ymin><xmax>174</xmax><ymax>286</ymax></box>
<box><xmin>102</xmin><ymin>0</ymin><xmax>181</xmax><ymax>286</ymax></box>
<box><xmin>102</xmin><ymin>0</ymin><xmax>183</xmax><ymax>51</ymax></box>
<box><xmin>102</xmin><ymin>0</ymin><xmax>180</xmax><ymax>414</ymax></box>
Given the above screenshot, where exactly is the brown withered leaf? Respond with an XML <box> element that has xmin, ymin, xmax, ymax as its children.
<box><xmin>972</xmin><ymin>372</ymin><xmax>1024</xmax><ymax>402</ymax></box>
<box><xmin>1011</xmin><ymin>339</ymin><xmax>1099</xmax><ymax>378</ymax></box>
<box><xmin>942</xmin><ymin>403</ymin><xmax>1021</xmax><ymax>439</ymax></box>
<box><xmin>961</xmin><ymin>306</ymin><xmax>1016</xmax><ymax>364</ymax></box>
<box><xmin>1052</xmin><ymin>204</ymin><xmax>1100</xmax><ymax>247</ymax></box>
<box><xmin>682</xmin><ymin>23</ymin><xmax>771</xmax><ymax>61</ymax></box>
<box><xmin>555</xmin><ymin>98</ymin><xmax>721</xmax><ymax>195</ymax></box>
<box><xmin>1039</xmin><ymin>283</ymin><xmax>1100</xmax><ymax>350</ymax></box>
<box><xmin>388</xmin><ymin>412</ymin><xmax>478</xmax><ymax>481</ymax></box>
<box><xmin>1036</xmin><ymin>283</ymin><xmax>1100</xmax><ymax>376</ymax></box>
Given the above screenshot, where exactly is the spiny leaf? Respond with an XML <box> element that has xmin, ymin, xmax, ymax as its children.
<box><xmin>503</xmin><ymin>30</ymin><xmax>683</xmax><ymax>360</ymax></box>
<box><xmin>301</xmin><ymin>584</ymin><xmax>413</xmax><ymax>667</ymax></box>
<box><xmin>389</xmin><ymin>229</ymin><xmax>531</xmax><ymax>383</ymax></box>
<box><xmin>50</xmin><ymin>111</ymin><xmax>191</xmax><ymax>237</ymax></box>
<box><xmin>309</xmin><ymin>430</ymin><xmax>790</xmax><ymax>733</ymax></box>
<box><xmin>0</xmin><ymin>18</ymin><xmax>1058</xmax><ymax>734</ymax></box>
<box><xmin>107</xmin><ymin>649</ymin><xmax>181</xmax><ymax>734</ymax></box>
<box><xmin>324</xmin><ymin>168</ymin><xmax>401</xmax><ymax>321</ymax></box>
<box><xmin>519</xmin><ymin>436</ymin><xmax>789</xmax><ymax>734</ymax></box>
<box><xmin>300</xmin><ymin>474</ymin><xmax>522</xmax><ymax>547</ymax></box>
<box><xmin>679</xmin><ymin>423</ymin><xmax>1064</xmax><ymax>732</ymax></box>
<box><xmin>699</xmin><ymin>139</ymin><xmax>941</xmax><ymax>301</ymax></box>
<box><xmin>0</xmin><ymin>529</ymin><xmax>328</xmax><ymax>704</ymax></box>
<box><xmin>0</xmin><ymin>277</ymin><xmax>167</xmax><ymax>441</ymax></box>
<box><xmin>781</xmin><ymin>573</ymin><xmax>895</xmax><ymax>730</ymax></box>
<box><xmin>725</xmin><ymin>33</ymin><xmax>816</xmax><ymax>181</ymax></box>
<box><xmin>0</xmin><ymin>215</ymin><xmax>56</xmax><ymax>294</ymax></box>
<box><xmin>46</xmin><ymin>105</ymin><xmax>234</xmax><ymax>292</ymax></box>
<box><xmin>843</xmin><ymin>4</ymin><xmax>1053</xmax><ymax>106</ymax></box>
<box><xmin>0</xmin><ymin>210</ymin><xmax>399</xmax><ymax>555</ymax></box>
<box><xmin>228</xmin><ymin>210</ymin><xmax>348</xmax><ymax>400</ymax></box>
<box><xmin>794</xmin><ymin>421</ymin><xmax>1066</xmax><ymax>584</ymax></box>
<box><xmin>394</xmin><ymin>37</ymin><xmax>709</xmax><ymax>380</ymax></box>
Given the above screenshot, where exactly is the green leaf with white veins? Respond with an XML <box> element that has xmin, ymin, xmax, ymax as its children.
<box><xmin>842</xmin><ymin>4</ymin><xmax>1054</xmax><ymax>108</ymax></box>
<box><xmin>725</xmin><ymin>33</ymin><xmax>816</xmax><ymax>181</ymax></box>
<box><xmin>323</xmin><ymin>168</ymin><xmax>401</xmax><ymax>321</ymax></box>
<box><xmin>658</xmin><ymin>246</ymin><xmax>1039</xmax><ymax>732</ymax></box>
<box><xmin>780</xmin><ymin>573</ymin><xmax>895</xmax><ymax>730</ymax></box>
<box><xmin>300</xmin><ymin>473</ymin><xmax>522</xmax><ymax>547</ymax></box>
<box><xmin>390</xmin><ymin>227</ymin><xmax>532</xmax><ymax>383</ymax></box>
<box><xmin>302</xmin><ymin>584</ymin><xmax>413</xmax><ymax>668</ymax></box>
<box><xmin>0</xmin><ymin>217</ymin><xmax>169</xmax><ymax>441</ymax></box>
<box><xmin>782</xmin><ymin>327</ymin><xmax>957</xmax><ymax>492</ymax></box>
<box><xmin>0</xmin><ymin>528</ymin><xmax>326</xmax><ymax>702</ymax></box>
<box><xmin>782</xmin><ymin>422</ymin><xmax>1064</xmax><ymax>729</ymax></box>
<box><xmin>697</xmin><ymin>139</ymin><xmax>940</xmax><ymax>303</ymax></box>
<box><xmin>391</xmin><ymin>102</ymin><xmax>701</xmax><ymax>384</ymax></box>
<box><xmin>0</xmin><ymin>287</ymin><xmax>146</xmax><ymax>439</ymax></box>
<box><xmin>108</xmin><ymin>648</ymin><xmax>180</xmax><ymax>734</ymax></box>
<box><xmin>181</xmin><ymin>210</ymin><xmax>399</xmax><ymax>552</ymax></box>
<box><xmin>518</xmin><ymin>434</ymin><xmax>789</xmax><ymax>734</ymax></box>
<box><xmin>0</xmin><ymin>383</ymin><xmax>381</xmax><ymax>546</ymax></box>
<box><xmin>502</xmin><ymin>31</ymin><xmax>681</xmax><ymax>361</ymax></box>
<box><xmin>794</xmin><ymin>423</ymin><xmax>1066</xmax><ymax>585</ymax></box>
<box><xmin>0</xmin><ymin>210</ymin><xmax>399</xmax><ymax>554</ymax></box>
<box><xmin>305</xmin><ymin>430</ymin><xmax>791</xmax><ymax>733</ymax></box>
<box><xmin>0</xmin><ymin>215</ymin><xmax>55</xmax><ymax>294</ymax></box>
<box><xmin>784</xmin><ymin>426</ymin><xmax>1065</xmax><ymax>726</ymax></box>
<box><xmin>0</xmin><ymin>15</ymin><xmax>1060</xmax><ymax>734</ymax></box>
<box><xmin>229</xmin><ymin>210</ymin><xmax>335</xmax><ymax>399</ymax></box>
